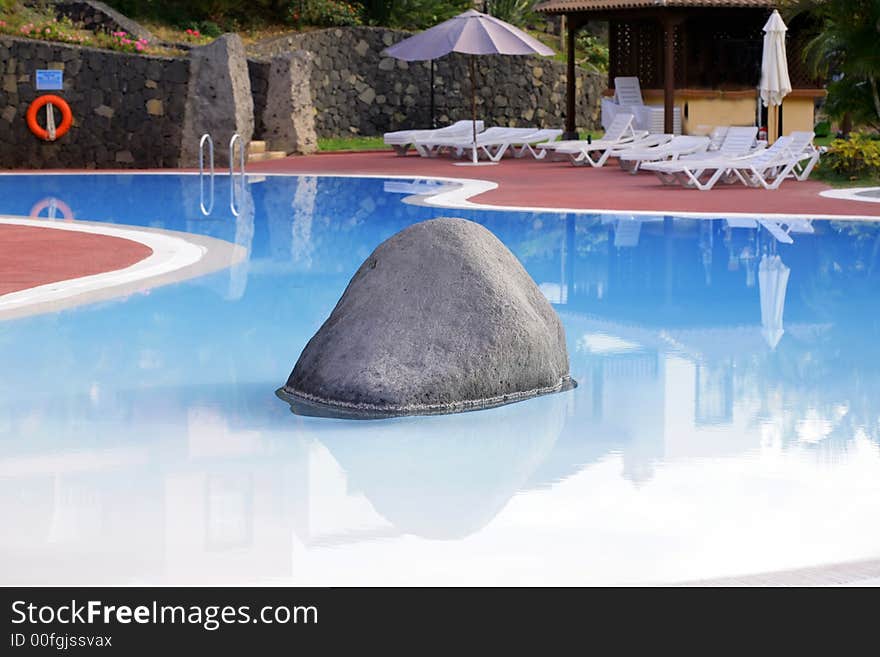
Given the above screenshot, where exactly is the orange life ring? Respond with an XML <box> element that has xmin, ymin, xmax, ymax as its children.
<box><xmin>30</xmin><ymin>197</ymin><xmax>75</xmax><ymax>222</ymax></box>
<box><xmin>26</xmin><ymin>94</ymin><xmax>73</xmax><ymax>141</ymax></box>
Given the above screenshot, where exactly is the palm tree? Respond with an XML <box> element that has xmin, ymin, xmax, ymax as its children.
<box><xmin>787</xmin><ymin>0</ymin><xmax>880</xmax><ymax>128</ymax></box>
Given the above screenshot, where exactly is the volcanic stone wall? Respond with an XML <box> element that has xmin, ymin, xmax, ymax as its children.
<box><xmin>247</xmin><ymin>26</ymin><xmax>603</xmax><ymax>138</ymax></box>
<box><xmin>0</xmin><ymin>36</ymin><xmax>188</xmax><ymax>169</ymax></box>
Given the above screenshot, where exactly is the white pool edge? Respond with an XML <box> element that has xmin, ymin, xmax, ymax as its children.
<box><xmin>819</xmin><ymin>186</ymin><xmax>880</xmax><ymax>204</ymax></box>
<box><xmin>0</xmin><ymin>216</ymin><xmax>206</xmax><ymax>314</ymax></box>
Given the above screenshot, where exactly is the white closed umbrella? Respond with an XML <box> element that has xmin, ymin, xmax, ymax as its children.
<box><xmin>758</xmin><ymin>254</ymin><xmax>790</xmax><ymax>350</ymax></box>
<box><xmin>383</xmin><ymin>10</ymin><xmax>554</xmax><ymax>165</ymax></box>
<box><xmin>759</xmin><ymin>9</ymin><xmax>792</xmax><ymax>143</ymax></box>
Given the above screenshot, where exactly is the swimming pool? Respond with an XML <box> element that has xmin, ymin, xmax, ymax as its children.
<box><xmin>2</xmin><ymin>173</ymin><xmax>880</xmax><ymax>585</ymax></box>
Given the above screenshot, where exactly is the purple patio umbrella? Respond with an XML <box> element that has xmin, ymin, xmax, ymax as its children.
<box><xmin>383</xmin><ymin>10</ymin><xmax>554</xmax><ymax>164</ymax></box>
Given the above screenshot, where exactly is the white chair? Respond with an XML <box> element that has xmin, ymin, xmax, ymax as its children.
<box><xmin>601</xmin><ymin>77</ymin><xmax>682</xmax><ymax>135</ymax></box>
<box><xmin>384</xmin><ymin>120</ymin><xmax>484</xmax><ymax>156</ymax></box>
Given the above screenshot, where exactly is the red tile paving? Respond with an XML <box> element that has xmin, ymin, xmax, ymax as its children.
<box><xmin>0</xmin><ymin>224</ymin><xmax>152</xmax><ymax>296</ymax></box>
<box><xmin>248</xmin><ymin>150</ymin><xmax>880</xmax><ymax>218</ymax></box>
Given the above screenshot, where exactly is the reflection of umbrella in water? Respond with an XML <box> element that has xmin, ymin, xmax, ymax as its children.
<box><xmin>314</xmin><ymin>392</ymin><xmax>567</xmax><ymax>540</ymax></box>
<box><xmin>759</xmin><ymin>254</ymin><xmax>791</xmax><ymax>349</ymax></box>
<box><xmin>383</xmin><ymin>10</ymin><xmax>553</xmax><ymax>166</ymax></box>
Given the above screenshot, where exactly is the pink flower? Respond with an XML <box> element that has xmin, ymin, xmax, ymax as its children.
<box><xmin>193</xmin><ymin>30</ymin><xmax>200</xmax><ymax>37</ymax></box>
<box><xmin>45</xmin><ymin>27</ymin><xmax>51</xmax><ymax>34</ymax></box>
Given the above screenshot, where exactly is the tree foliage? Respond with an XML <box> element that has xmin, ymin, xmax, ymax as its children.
<box><xmin>785</xmin><ymin>0</ymin><xmax>880</xmax><ymax>129</ymax></box>
<box><xmin>106</xmin><ymin>0</ymin><xmax>473</xmax><ymax>29</ymax></box>
<box><xmin>485</xmin><ymin>0</ymin><xmax>536</xmax><ymax>27</ymax></box>
<box><xmin>360</xmin><ymin>1</ymin><xmax>472</xmax><ymax>30</ymax></box>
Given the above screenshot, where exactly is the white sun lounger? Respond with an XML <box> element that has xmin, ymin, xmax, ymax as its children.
<box><xmin>601</xmin><ymin>76</ymin><xmax>682</xmax><ymax>135</ymax></box>
<box><xmin>640</xmin><ymin>126</ymin><xmax>760</xmax><ymax>189</ymax></box>
<box><xmin>511</xmin><ymin>129</ymin><xmax>564</xmax><ymax>159</ymax></box>
<box><xmin>537</xmin><ymin>113</ymin><xmax>640</xmax><ymax>155</ymax></box>
<box><xmin>728</xmin><ymin>131</ymin><xmax>819</xmax><ymax>189</ymax></box>
<box><xmin>417</xmin><ymin>127</ymin><xmax>561</xmax><ymax>162</ymax></box>
<box><xmin>759</xmin><ymin>219</ymin><xmax>794</xmax><ymax>244</ymax></box>
<box><xmin>537</xmin><ymin>113</ymin><xmax>647</xmax><ymax>166</ymax></box>
<box><xmin>384</xmin><ymin>120</ymin><xmax>484</xmax><ymax>156</ymax></box>
<box><xmin>618</xmin><ymin>135</ymin><xmax>711</xmax><ymax>173</ymax></box>
<box><xmin>554</xmin><ymin>130</ymin><xmax>668</xmax><ymax>168</ymax></box>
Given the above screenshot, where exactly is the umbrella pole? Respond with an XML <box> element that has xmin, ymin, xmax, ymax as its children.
<box><xmin>470</xmin><ymin>55</ymin><xmax>478</xmax><ymax>164</ymax></box>
<box><xmin>769</xmin><ymin>104</ymin><xmax>779</xmax><ymax>144</ymax></box>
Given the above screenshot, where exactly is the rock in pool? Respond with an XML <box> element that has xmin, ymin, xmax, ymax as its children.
<box><xmin>277</xmin><ymin>217</ymin><xmax>575</xmax><ymax>418</ymax></box>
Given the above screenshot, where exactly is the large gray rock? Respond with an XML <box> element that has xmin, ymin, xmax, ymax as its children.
<box><xmin>180</xmin><ymin>34</ymin><xmax>254</xmax><ymax>167</ymax></box>
<box><xmin>263</xmin><ymin>51</ymin><xmax>317</xmax><ymax>154</ymax></box>
<box><xmin>278</xmin><ymin>218</ymin><xmax>574</xmax><ymax>418</ymax></box>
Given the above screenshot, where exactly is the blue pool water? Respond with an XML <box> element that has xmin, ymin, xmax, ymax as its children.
<box><xmin>2</xmin><ymin>173</ymin><xmax>880</xmax><ymax>585</ymax></box>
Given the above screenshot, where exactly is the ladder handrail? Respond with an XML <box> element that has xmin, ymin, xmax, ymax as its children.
<box><xmin>198</xmin><ymin>133</ymin><xmax>215</xmax><ymax>216</ymax></box>
<box><xmin>229</xmin><ymin>133</ymin><xmax>245</xmax><ymax>217</ymax></box>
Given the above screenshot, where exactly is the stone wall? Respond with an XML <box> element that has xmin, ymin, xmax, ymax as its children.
<box><xmin>247</xmin><ymin>26</ymin><xmax>603</xmax><ymax>138</ymax></box>
<box><xmin>0</xmin><ymin>36</ymin><xmax>188</xmax><ymax>168</ymax></box>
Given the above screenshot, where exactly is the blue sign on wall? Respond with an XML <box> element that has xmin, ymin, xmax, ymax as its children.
<box><xmin>35</xmin><ymin>69</ymin><xmax>64</xmax><ymax>91</ymax></box>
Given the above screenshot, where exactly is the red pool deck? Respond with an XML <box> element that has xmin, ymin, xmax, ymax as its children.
<box><xmin>249</xmin><ymin>151</ymin><xmax>880</xmax><ymax>218</ymax></box>
<box><xmin>0</xmin><ymin>224</ymin><xmax>152</xmax><ymax>296</ymax></box>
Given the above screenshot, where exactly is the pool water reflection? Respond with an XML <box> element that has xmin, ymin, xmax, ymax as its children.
<box><xmin>1</xmin><ymin>174</ymin><xmax>880</xmax><ymax>585</ymax></box>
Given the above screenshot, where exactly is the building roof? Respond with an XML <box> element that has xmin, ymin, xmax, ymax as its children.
<box><xmin>536</xmin><ymin>0</ymin><xmax>775</xmax><ymax>14</ymax></box>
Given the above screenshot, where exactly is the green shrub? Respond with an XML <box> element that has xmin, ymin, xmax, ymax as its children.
<box><xmin>821</xmin><ymin>133</ymin><xmax>880</xmax><ymax>178</ymax></box>
<box><xmin>197</xmin><ymin>20</ymin><xmax>222</xmax><ymax>37</ymax></box>
<box><xmin>576</xmin><ymin>31</ymin><xmax>609</xmax><ymax>72</ymax></box>
<box><xmin>813</xmin><ymin>120</ymin><xmax>831</xmax><ymax>138</ymax></box>
<box><xmin>288</xmin><ymin>0</ymin><xmax>362</xmax><ymax>27</ymax></box>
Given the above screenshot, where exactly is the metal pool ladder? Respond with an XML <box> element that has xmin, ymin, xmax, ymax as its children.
<box><xmin>229</xmin><ymin>133</ymin><xmax>246</xmax><ymax>217</ymax></box>
<box><xmin>198</xmin><ymin>133</ymin><xmax>215</xmax><ymax>216</ymax></box>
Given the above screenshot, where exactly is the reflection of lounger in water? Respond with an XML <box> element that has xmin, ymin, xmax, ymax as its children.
<box><xmin>314</xmin><ymin>393</ymin><xmax>567</xmax><ymax>540</ymax></box>
<box><xmin>382</xmin><ymin>180</ymin><xmax>448</xmax><ymax>195</ymax></box>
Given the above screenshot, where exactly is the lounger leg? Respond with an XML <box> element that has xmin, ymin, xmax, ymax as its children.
<box><xmin>795</xmin><ymin>153</ymin><xmax>819</xmax><ymax>181</ymax></box>
<box><xmin>697</xmin><ymin>168</ymin><xmax>729</xmax><ymax>191</ymax></box>
<box><xmin>654</xmin><ymin>171</ymin><xmax>679</xmax><ymax>185</ymax></box>
<box><xmin>590</xmin><ymin>150</ymin><xmax>612</xmax><ymax>168</ymax></box>
<box><xmin>766</xmin><ymin>161</ymin><xmax>800</xmax><ymax>190</ymax></box>
<box><xmin>568</xmin><ymin>152</ymin><xmax>588</xmax><ymax>166</ymax></box>
<box><xmin>489</xmin><ymin>144</ymin><xmax>510</xmax><ymax>162</ymax></box>
<box><xmin>392</xmin><ymin>144</ymin><xmax>410</xmax><ymax>156</ymax></box>
<box><xmin>531</xmin><ymin>146</ymin><xmax>548</xmax><ymax>160</ymax></box>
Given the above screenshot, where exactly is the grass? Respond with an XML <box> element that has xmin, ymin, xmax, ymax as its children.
<box><xmin>811</xmin><ymin>170</ymin><xmax>880</xmax><ymax>187</ymax></box>
<box><xmin>318</xmin><ymin>136</ymin><xmax>386</xmax><ymax>152</ymax></box>
<box><xmin>139</xmin><ymin>20</ymin><xmax>309</xmax><ymax>46</ymax></box>
<box><xmin>317</xmin><ymin>129</ymin><xmax>605</xmax><ymax>153</ymax></box>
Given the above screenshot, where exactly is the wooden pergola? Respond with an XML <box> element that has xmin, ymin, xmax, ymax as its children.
<box><xmin>536</xmin><ymin>0</ymin><xmax>820</xmax><ymax>138</ymax></box>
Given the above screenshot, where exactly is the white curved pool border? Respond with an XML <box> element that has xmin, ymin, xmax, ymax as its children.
<box><xmin>2</xmin><ymin>170</ymin><xmax>880</xmax><ymax>221</ymax></box>
<box><xmin>819</xmin><ymin>186</ymin><xmax>880</xmax><ymax>204</ymax></box>
<box><xmin>0</xmin><ymin>216</ymin><xmax>207</xmax><ymax>315</ymax></box>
